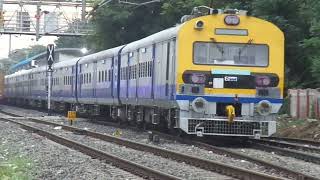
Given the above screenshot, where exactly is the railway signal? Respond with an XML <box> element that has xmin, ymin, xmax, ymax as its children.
<box><xmin>47</xmin><ymin>44</ymin><xmax>55</xmax><ymax>69</ymax></box>
<box><xmin>47</xmin><ymin>44</ymin><xmax>54</xmax><ymax>115</ymax></box>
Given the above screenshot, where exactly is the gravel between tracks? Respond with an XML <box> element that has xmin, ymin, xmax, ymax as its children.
<box><xmin>0</xmin><ymin>119</ymin><xmax>142</xmax><ymax>180</ymax></box>
<box><xmin>226</xmin><ymin>147</ymin><xmax>320</xmax><ymax>178</ymax></box>
<box><xmin>3</xmin><ymin>105</ymin><xmax>320</xmax><ymax>179</ymax></box>
<box><xmin>24</xmin><ymin>120</ymin><xmax>234</xmax><ymax>180</ymax></box>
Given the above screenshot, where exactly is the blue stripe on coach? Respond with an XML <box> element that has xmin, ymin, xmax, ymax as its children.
<box><xmin>176</xmin><ymin>95</ymin><xmax>283</xmax><ymax>104</ymax></box>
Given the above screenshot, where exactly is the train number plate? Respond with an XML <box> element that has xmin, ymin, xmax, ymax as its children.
<box><xmin>224</xmin><ymin>76</ymin><xmax>238</xmax><ymax>82</ymax></box>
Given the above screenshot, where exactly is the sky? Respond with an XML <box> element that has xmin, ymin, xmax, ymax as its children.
<box><xmin>0</xmin><ymin>34</ymin><xmax>57</xmax><ymax>59</ymax></box>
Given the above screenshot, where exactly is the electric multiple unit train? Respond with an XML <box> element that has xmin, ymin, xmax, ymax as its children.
<box><xmin>5</xmin><ymin>7</ymin><xmax>284</xmax><ymax>138</ymax></box>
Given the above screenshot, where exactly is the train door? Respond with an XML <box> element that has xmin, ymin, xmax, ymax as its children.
<box><xmin>154</xmin><ymin>41</ymin><xmax>168</xmax><ymax>99</ymax></box>
<box><xmin>128</xmin><ymin>50</ymin><xmax>137</xmax><ymax>100</ymax></box>
<box><xmin>112</xmin><ymin>57</ymin><xmax>118</xmax><ymax>100</ymax></box>
<box><xmin>93</xmin><ymin>61</ymin><xmax>97</xmax><ymax>103</ymax></box>
<box><xmin>119</xmin><ymin>54</ymin><xmax>128</xmax><ymax>99</ymax></box>
<box><xmin>78</xmin><ymin>64</ymin><xmax>82</xmax><ymax>99</ymax></box>
<box><xmin>151</xmin><ymin>44</ymin><xmax>156</xmax><ymax>99</ymax></box>
<box><xmin>168</xmin><ymin>38</ymin><xmax>176</xmax><ymax>100</ymax></box>
<box><xmin>72</xmin><ymin>66</ymin><xmax>75</xmax><ymax>97</ymax></box>
<box><xmin>136</xmin><ymin>50</ymin><xmax>140</xmax><ymax>99</ymax></box>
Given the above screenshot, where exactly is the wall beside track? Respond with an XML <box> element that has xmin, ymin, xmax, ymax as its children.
<box><xmin>289</xmin><ymin>89</ymin><xmax>320</xmax><ymax>119</ymax></box>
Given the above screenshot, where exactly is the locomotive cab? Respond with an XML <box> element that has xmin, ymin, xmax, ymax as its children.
<box><xmin>175</xmin><ymin>7</ymin><xmax>284</xmax><ymax>138</ymax></box>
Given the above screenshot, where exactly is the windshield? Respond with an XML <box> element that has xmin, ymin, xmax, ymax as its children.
<box><xmin>193</xmin><ymin>42</ymin><xmax>269</xmax><ymax>67</ymax></box>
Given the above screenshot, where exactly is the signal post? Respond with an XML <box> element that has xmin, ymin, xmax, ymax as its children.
<box><xmin>47</xmin><ymin>44</ymin><xmax>54</xmax><ymax>115</ymax></box>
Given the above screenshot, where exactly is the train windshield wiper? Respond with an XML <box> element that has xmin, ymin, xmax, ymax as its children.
<box><xmin>238</xmin><ymin>39</ymin><xmax>253</xmax><ymax>61</ymax></box>
<box><xmin>209</xmin><ymin>38</ymin><xmax>225</xmax><ymax>61</ymax></box>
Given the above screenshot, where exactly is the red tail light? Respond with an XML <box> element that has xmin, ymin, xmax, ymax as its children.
<box><xmin>255</xmin><ymin>75</ymin><xmax>271</xmax><ymax>87</ymax></box>
<box><xmin>190</xmin><ymin>73</ymin><xmax>206</xmax><ymax>84</ymax></box>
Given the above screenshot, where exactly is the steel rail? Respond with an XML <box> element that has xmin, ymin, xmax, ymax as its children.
<box><xmin>252</xmin><ymin>139</ymin><xmax>320</xmax><ymax>154</ymax></box>
<box><xmin>249</xmin><ymin>141</ymin><xmax>320</xmax><ymax>166</ymax></box>
<box><xmin>266</xmin><ymin>137</ymin><xmax>320</xmax><ymax>147</ymax></box>
<box><xmin>0</xmin><ymin>117</ymin><xmax>180</xmax><ymax>180</ymax></box>
<box><xmin>0</xmin><ymin>114</ymin><xmax>283</xmax><ymax>180</ymax></box>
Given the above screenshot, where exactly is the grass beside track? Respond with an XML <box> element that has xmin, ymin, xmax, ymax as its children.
<box><xmin>0</xmin><ymin>146</ymin><xmax>33</xmax><ymax>180</ymax></box>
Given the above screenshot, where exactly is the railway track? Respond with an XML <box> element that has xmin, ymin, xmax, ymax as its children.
<box><xmin>0</xmin><ymin>117</ymin><xmax>179</xmax><ymax>180</ymax></box>
<box><xmin>0</xmin><ymin>110</ymin><xmax>290</xmax><ymax>180</ymax></box>
<box><xmin>151</xmin><ymin>131</ymin><xmax>318</xmax><ymax>180</ymax></box>
<box><xmin>255</xmin><ymin>138</ymin><xmax>320</xmax><ymax>153</ymax></box>
<box><xmin>248</xmin><ymin>139</ymin><xmax>320</xmax><ymax>165</ymax></box>
<box><xmin>265</xmin><ymin>137</ymin><xmax>320</xmax><ymax>147</ymax></box>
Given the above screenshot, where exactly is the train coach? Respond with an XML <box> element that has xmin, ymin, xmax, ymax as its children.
<box><xmin>5</xmin><ymin>7</ymin><xmax>284</xmax><ymax>138</ymax></box>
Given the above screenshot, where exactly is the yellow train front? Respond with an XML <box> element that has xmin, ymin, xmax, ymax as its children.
<box><xmin>175</xmin><ymin>9</ymin><xmax>284</xmax><ymax>138</ymax></box>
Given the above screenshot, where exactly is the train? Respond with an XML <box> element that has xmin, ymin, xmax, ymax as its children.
<box><xmin>4</xmin><ymin>6</ymin><xmax>284</xmax><ymax>138</ymax></box>
<box><xmin>0</xmin><ymin>72</ymin><xmax>4</xmax><ymax>103</ymax></box>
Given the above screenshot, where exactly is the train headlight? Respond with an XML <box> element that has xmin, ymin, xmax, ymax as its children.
<box><xmin>255</xmin><ymin>76</ymin><xmax>271</xmax><ymax>87</ymax></box>
<box><xmin>224</xmin><ymin>15</ymin><xmax>240</xmax><ymax>25</ymax></box>
<box><xmin>257</xmin><ymin>100</ymin><xmax>272</xmax><ymax>116</ymax></box>
<box><xmin>191</xmin><ymin>97</ymin><xmax>207</xmax><ymax>113</ymax></box>
<box><xmin>194</xmin><ymin>20</ymin><xmax>204</xmax><ymax>30</ymax></box>
<box><xmin>190</xmin><ymin>73</ymin><xmax>206</xmax><ymax>84</ymax></box>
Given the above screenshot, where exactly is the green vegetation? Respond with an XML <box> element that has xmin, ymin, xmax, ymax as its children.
<box><xmin>277</xmin><ymin>117</ymin><xmax>306</xmax><ymax>130</ymax></box>
<box><xmin>0</xmin><ymin>146</ymin><xmax>33</xmax><ymax>180</ymax></box>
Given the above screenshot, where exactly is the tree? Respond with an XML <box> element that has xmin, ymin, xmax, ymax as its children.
<box><xmin>9</xmin><ymin>45</ymin><xmax>46</xmax><ymax>62</ymax></box>
<box><xmin>302</xmin><ymin>0</ymin><xmax>320</xmax><ymax>86</ymax></box>
<box><xmin>251</xmin><ymin>0</ymin><xmax>310</xmax><ymax>88</ymax></box>
<box><xmin>54</xmin><ymin>36</ymin><xmax>88</xmax><ymax>49</ymax></box>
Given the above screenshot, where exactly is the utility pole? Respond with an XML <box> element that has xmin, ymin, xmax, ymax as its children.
<box><xmin>81</xmin><ymin>0</ymin><xmax>86</xmax><ymax>21</ymax></box>
<box><xmin>36</xmin><ymin>4</ymin><xmax>41</xmax><ymax>41</ymax></box>
<box><xmin>0</xmin><ymin>0</ymin><xmax>3</xmax><ymax>29</ymax></box>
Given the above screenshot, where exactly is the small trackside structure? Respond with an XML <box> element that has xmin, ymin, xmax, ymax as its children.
<box><xmin>288</xmin><ymin>89</ymin><xmax>320</xmax><ymax>119</ymax></box>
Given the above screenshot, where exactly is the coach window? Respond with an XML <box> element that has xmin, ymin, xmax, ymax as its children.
<box><xmin>146</xmin><ymin>62</ymin><xmax>149</xmax><ymax>77</ymax></box>
<box><xmin>86</xmin><ymin>73</ymin><xmax>88</xmax><ymax>84</ymax></box>
<box><xmin>139</xmin><ymin>64</ymin><xmax>142</xmax><ymax>78</ymax></box>
<box><xmin>141</xmin><ymin>63</ymin><xmax>144</xmax><ymax>77</ymax></box>
<box><xmin>144</xmin><ymin>62</ymin><xmax>147</xmax><ymax>77</ymax></box>
<box><xmin>143</xmin><ymin>63</ymin><xmax>145</xmax><ymax>77</ymax></box>
<box><xmin>140</xmin><ymin>64</ymin><xmax>142</xmax><ymax>78</ymax></box>
<box><xmin>124</xmin><ymin>67</ymin><xmax>127</xmax><ymax>80</ymax></box>
<box><xmin>98</xmin><ymin>71</ymin><xmax>101</xmax><ymax>83</ymax></box>
<box><xmin>105</xmin><ymin>70</ymin><xmax>107</xmax><ymax>82</ymax></box>
<box><xmin>123</xmin><ymin>67</ymin><xmax>125</xmax><ymax>80</ymax></box>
